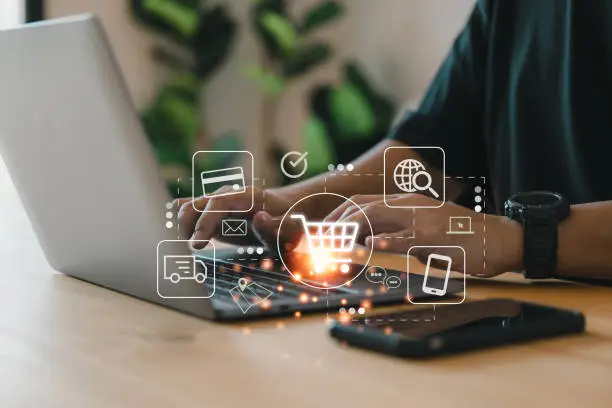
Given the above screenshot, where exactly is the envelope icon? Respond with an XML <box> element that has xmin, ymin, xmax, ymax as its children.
<box><xmin>221</xmin><ymin>219</ymin><xmax>248</xmax><ymax>237</ymax></box>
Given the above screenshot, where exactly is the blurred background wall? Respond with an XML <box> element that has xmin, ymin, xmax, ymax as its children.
<box><xmin>43</xmin><ymin>0</ymin><xmax>473</xmax><ymax>189</ymax></box>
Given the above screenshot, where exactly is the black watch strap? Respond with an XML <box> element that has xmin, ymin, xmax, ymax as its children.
<box><xmin>505</xmin><ymin>191</ymin><xmax>570</xmax><ymax>279</ymax></box>
<box><xmin>523</xmin><ymin>217</ymin><xmax>559</xmax><ymax>279</ymax></box>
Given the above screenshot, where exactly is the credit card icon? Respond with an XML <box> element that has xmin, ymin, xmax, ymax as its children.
<box><xmin>201</xmin><ymin>167</ymin><xmax>246</xmax><ymax>198</ymax></box>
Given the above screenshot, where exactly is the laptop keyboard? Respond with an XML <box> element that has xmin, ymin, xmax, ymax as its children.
<box><xmin>198</xmin><ymin>257</ymin><xmax>357</xmax><ymax>300</ymax></box>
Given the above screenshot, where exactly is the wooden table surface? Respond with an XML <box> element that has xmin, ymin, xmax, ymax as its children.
<box><xmin>1</xmin><ymin>163</ymin><xmax>611</xmax><ymax>408</ymax></box>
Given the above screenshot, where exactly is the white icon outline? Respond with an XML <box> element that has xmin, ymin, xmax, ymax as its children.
<box><xmin>221</xmin><ymin>219</ymin><xmax>248</xmax><ymax>237</ymax></box>
<box><xmin>229</xmin><ymin>277</ymin><xmax>274</xmax><ymax>314</ymax></box>
<box><xmin>365</xmin><ymin>266</ymin><xmax>387</xmax><ymax>284</ymax></box>
<box><xmin>291</xmin><ymin>214</ymin><xmax>359</xmax><ymax>273</ymax></box>
<box><xmin>201</xmin><ymin>166</ymin><xmax>246</xmax><ymax>197</ymax></box>
<box><xmin>422</xmin><ymin>253</ymin><xmax>453</xmax><ymax>296</ymax></box>
<box><xmin>280</xmin><ymin>151</ymin><xmax>309</xmax><ymax>179</ymax></box>
<box><xmin>157</xmin><ymin>240</ymin><xmax>216</xmax><ymax>299</ymax></box>
<box><xmin>447</xmin><ymin>216</ymin><xmax>475</xmax><ymax>235</ymax></box>
<box><xmin>383</xmin><ymin>146</ymin><xmax>446</xmax><ymax>209</ymax></box>
<box><xmin>407</xmin><ymin>245</ymin><xmax>465</xmax><ymax>305</ymax></box>
<box><xmin>163</xmin><ymin>255</ymin><xmax>207</xmax><ymax>284</ymax></box>
<box><xmin>384</xmin><ymin>275</ymin><xmax>402</xmax><ymax>289</ymax></box>
<box><xmin>277</xmin><ymin>193</ymin><xmax>374</xmax><ymax>290</ymax></box>
<box><xmin>191</xmin><ymin>151</ymin><xmax>254</xmax><ymax>213</ymax></box>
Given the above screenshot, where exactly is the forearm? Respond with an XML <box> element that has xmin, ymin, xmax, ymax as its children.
<box><xmin>504</xmin><ymin>201</ymin><xmax>612</xmax><ymax>279</ymax></box>
<box><xmin>556</xmin><ymin>201</ymin><xmax>612</xmax><ymax>279</ymax></box>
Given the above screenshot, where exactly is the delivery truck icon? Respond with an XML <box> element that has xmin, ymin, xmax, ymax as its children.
<box><xmin>164</xmin><ymin>255</ymin><xmax>207</xmax><ymax>284</ymax></box>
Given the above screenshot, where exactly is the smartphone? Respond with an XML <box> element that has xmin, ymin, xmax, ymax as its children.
<box><xmin>330</xmin><ymin>299</ymin><xmax>585</xmax><ymax>358</ymax></box>
<box><xmin>422</xmin><ymin>253</ymin><xmax>453</xmax><ymax>296</ymax></box>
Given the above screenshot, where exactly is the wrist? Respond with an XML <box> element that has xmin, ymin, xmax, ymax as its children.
<box><xmin>497</xmin><ymin>217</ymin><xmax>524</xmax><ymax>273</ymax></box>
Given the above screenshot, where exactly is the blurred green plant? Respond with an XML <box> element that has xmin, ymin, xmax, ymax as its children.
<box><xmin>248</xmin><ymin>0</ymin><xmax>396</xmax><ymax>182</ymax></box>
<box><xmin>130</xmin><ymin>0</ymin><xmax>241</xmax><ymax>197</ymax></box>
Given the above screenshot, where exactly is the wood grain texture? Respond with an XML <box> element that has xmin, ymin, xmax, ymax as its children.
<box><xmin>1</xmin><ymin>175</ymin><xmax>611</xmax><ymax>408</ymax></box>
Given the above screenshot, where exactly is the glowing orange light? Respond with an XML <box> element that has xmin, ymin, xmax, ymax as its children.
<box><xmin>261</xmin><ymin>258</ymin><xmax>274</xmax><ymax>270</ymax></box>
<box><xmin>299</xmin><ymin>293</ymin><xmax>309</xmax><ymax>303</ymax></box>
<box><xmin>276</xmin><ymin>322</ymin><xmax>285</xmax><ymax>330</ymax></box>
<box><xmin>364</xmin><ymin>289</ymin><xmax>374</xmax><ymax>297</ymax></box>
<box><xmin>384</xmin><ymin>327</ymin><xmax>393</xmax><ymax>335</ymax></box>
<box><xmin>341</xmin><ymin>298</ymin><xmax>348</xmax><ymax>306</ymax></box>
<box><xmin>259</xmin><ymin>299</ymin><xmax>272</xmax><ymax>310</ymax></box>
<box><xmin>294</xmin><ymin>273</ymin><xmax>302</xmax><ymax>281</ymax></box>
<box><xmin>243</xmin><ymin>327</ymin><xmax>251</xmax><ymax>335</ymax></box>
<box><xmin>294</xmin><ymin>311</ymin><xmax>302</xmax><ymax>319</ymax></box>
<box><xmin>277</xmin><ymin>285</ymin><xmax>285</xmax><ymax>292</ymax></box>
<box><xmin>338</xmin><ymin>313</ymin><xmax>352</xmax><ymax>325</ymax></box>
<box><xmin>379</xmin><ymin>285</ymin><xmax>388</xmax><ymax>293</ymax></box>
<box><xmin>312</xmin><ymin>296</ymin><xmax>319</xmax><ymax>303</ymax></box>
<box><xmin>345</xmin><ymin>281</ymin><xmax>352</xmax><ymax>287</ymax></box>
<box><xmin>378</xmin><ymin>239</ymin><xmax>389</xmax><ymax>250</ymax></box>
<box><xmin>360</xmin><ymin>299</ymin><xmax>372</xmax><ymax>310</ymax></box>
<box><xmin>233</xmin><ymin>264</ymin><xmax>242</xmax><ymax>273</ymax></box>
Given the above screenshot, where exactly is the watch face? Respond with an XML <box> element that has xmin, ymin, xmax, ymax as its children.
<box><xmin>511</xmin><ymin>191</ymin><xmax>562</xmax><ymax>208</ymax></box>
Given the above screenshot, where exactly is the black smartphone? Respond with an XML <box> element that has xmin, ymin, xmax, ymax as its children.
<box><xmin>329</xmin><ymin>299</ymin><xmax>585</xmax><ymax>358</ymax></box>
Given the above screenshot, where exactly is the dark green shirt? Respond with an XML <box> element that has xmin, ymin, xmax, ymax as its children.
<box><xmin>391</xmin><ymin>0</ymin><xmax>612</xmax><ymax>213</ymax></box>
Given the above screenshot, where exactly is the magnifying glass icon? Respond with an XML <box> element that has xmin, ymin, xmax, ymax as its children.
<box><xmin>412</xmin><ymin>171</ymin><xmax>440</xmax><ymax>198</ymax></box>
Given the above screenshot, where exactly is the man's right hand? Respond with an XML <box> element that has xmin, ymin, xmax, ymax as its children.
<box><xmin>175</xmin><ymin>186</ymin><xmax>292</xmax><ymax>249</ymax></box>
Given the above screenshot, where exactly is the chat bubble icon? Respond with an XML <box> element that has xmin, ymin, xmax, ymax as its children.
<box><xmin>385</xmin><ymin>275</ymin><xmax>402</xmax><ymax>289</ymax></box>
<box><xmin>365</xmin><ymin>266</ymin><xmax>387</xmax><ymax>284</ymax></box>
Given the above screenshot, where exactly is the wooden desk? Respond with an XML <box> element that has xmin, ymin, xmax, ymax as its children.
<box><xmin>1</xmin><ymin>171</ymin><xmax>611</xmax><ymax>408</ymax></box>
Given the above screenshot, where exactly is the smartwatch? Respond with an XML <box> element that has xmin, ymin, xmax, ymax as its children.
<box><xmin>504</xmin><ymin>191</ymin><xmax>570</xmax><ymax>279</ymax></box>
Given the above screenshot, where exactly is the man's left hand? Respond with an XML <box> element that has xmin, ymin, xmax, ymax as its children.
<box><xmin>324</xmin><ymin>194</ymin><xmax>523</xmax><ymax>277</ymax></box>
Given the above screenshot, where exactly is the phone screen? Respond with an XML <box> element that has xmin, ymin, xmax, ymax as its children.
<box><xmin>423</xmin><ymin>255</ymin><xmax>452</xmax><ymax>291</ymax></box>
<box><xmin>332</xmin><ymin>299</ymin><xmax>585</xmax><ymax>357</ymax></box>
<box><xmin>353</xmin><ymin>299</ymin><xmax>533</xmax><ymax>339</ymax></box>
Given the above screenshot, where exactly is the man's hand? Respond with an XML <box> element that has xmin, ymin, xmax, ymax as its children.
<box><xmin>175</xmin><ymin>187</ymin><xmax>292</xmax><ymax>248</ymax></box>
<box><xmin>325</xmin><ymin>194</ymin><xmax>523</xmax><ymax>277</ymax></box>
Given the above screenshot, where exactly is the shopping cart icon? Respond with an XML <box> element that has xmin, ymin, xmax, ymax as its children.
<box><xmin>290</xmin><ymin>214</ymin><xmax>359</xmax><ymax>274</ymax></box>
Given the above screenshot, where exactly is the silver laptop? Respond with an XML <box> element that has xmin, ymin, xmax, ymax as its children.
<box><xmin>0</xmin><ymin>15</ymin><xmax>461</xmax><ymax>320</ymax></box>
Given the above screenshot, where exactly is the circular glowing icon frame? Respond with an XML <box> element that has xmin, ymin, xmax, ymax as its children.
<box><xmin>276</xmin><ymin>192</ymin><xmax>374</xmax><ymax>290</ymax></box>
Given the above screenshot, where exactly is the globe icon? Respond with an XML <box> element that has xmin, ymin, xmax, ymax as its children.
<box><xmin>393</xmin><ymin>159</ymin><xmax>426</xmax><ymax>193</ymax></box>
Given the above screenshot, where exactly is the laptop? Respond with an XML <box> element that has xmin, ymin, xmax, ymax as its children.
<box><xmin>0</xmin><ymin>15</ymin><xmax>462</xmax><ymax>321</ymax></box>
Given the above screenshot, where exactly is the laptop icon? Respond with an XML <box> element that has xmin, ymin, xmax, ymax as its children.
<box><xmin>447</xmin><ymin>216</ymin><xmax>474</xmax><ymax>235</ymax></box>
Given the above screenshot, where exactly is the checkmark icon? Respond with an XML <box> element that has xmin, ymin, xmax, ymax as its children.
<box><xmin>281</xmin><ymin>151</ymin><xmax>309</xmax><ymax>179</ymax></box>
<box><xmin>289</xmin><ymin>151</ymin><xmax>309</xmax><ymax>167</ymax></box>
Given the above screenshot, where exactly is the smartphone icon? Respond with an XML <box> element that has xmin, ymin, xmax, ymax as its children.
<box><xmin>422</xmin><ymin>253</ymin><xmax>453</xmax><ymax>296</ymax></box>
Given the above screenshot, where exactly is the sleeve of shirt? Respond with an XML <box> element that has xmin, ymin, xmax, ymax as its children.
<box><xmin>389</xmin><ymin>0</ymin><xmax>491</xmax><ymax>178</ymax></box>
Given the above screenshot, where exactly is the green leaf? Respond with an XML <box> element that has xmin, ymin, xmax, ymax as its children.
<box><xmin>250</xmin><ymin>0</ymin><xmax>288</xmax><ymax>57</ymax></box>
<box><xmin>192</xmin><ymin>5</ymin><xmax>238</xmax><ymax>80</ymax></box>
<box><xmin>281</xmin><ymin>43</ymin><xmax>331</xmax><ymax>78</ymax></box>
<box><xmin>142</xmin><ymin>0</ymin><xmax>199</xmax><ymax>37</ymax></box>
<box><xmin>244</xmin><ymin>66</ymin><xmax>286</xmax><ymax>95</ymax></box>
<box><xmin>303</xmin><ymin>117</ymin><xmax>336</xmax><ymax>174</ymax></box>
<box><xmin>159</xmin><ymin>95</ymin><xmax>200</xmax><ymax>145</ymax></box>
<box><xmin>329</xmin><ymin>84</ymin><xmax>375</xmax><ymax>138</ymax></box>
<box><xmin>259</xmin><ymin>12</ymin><xmax>298</xmax><ymax>54</ymax></box>
<box><xmin>168</xmin><ymin>72</ymin><xmax>200</xmax><ymax>93</ymax></box>
<box><xmin>300</xmin><ymin>1</ymin><xmax>344</xmax><ymax>34</ymax></box>
<box><xmin>343</xmin><ymin>60</ymin><xmax>397</xmax><ymax>134</ymax></box>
